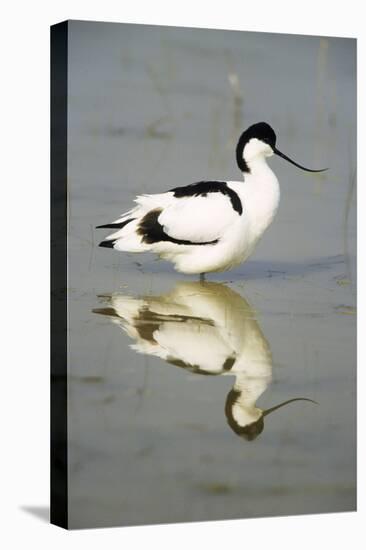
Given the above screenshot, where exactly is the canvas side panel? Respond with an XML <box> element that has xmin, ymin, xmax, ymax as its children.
<box><xmin>50</xmin><ymin>20</ymin><xmax>68</xmax><ymax>529</ymax></box>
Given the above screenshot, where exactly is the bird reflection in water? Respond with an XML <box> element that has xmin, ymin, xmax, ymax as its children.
<box><xmin>93</xmin><ymin>282</ymin><xmax>316</xmax><ymax>440</ymax></box>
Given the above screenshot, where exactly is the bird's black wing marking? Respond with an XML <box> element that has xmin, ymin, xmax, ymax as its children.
<box><xmin>170</xmin><ymin>181</ymin><xmax>243</xmax><ymax>216</ymax></box>
<box><xmin>222</xmin><ymin>356</ymin><xmax>236</xmax><ymax>371</ymax></box>
<box><xmin>99</xmin><ymin>239</ymin><xmax>116</xmax><ymax>248</ymax></box>
<box><xmin>137</xmin><ymin>209</ymin><xmax>218</xmax><ymax>246</ymax></box>
<box><xmin>166</xmin><ymin>356</ymin><xmax>223</xmax><ymax>376</ymax></box>
<box><xmin>96</xmin><ymin>218</ymin><xmax>135</xmax><ymax>229</ymax></box>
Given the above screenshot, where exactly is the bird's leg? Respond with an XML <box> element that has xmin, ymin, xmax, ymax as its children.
<box><xmin>199</xmin><ymin>273</ymin><xmax>206</xmax><ymax>283</ymax></box>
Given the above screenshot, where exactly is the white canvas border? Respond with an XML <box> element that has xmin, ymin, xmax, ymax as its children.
<box><xmin>1</xmin><ymin>1</ymin><xmax>363</xmax><ymax>548</ymax></box>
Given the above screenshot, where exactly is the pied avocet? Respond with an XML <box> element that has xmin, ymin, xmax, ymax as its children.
<box><xmin>93</xmin><ymin>282</ymin><xmax>316</xmax><ymax>440</ymax></box>
<box><xmin>97</xmin><ymin>122</ymin><xmax>326</xmax><ymax>278</ymax></box>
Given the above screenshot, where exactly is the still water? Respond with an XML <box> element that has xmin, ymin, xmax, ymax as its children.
<box><xmin>66</xmin><ymin>21</ymin><xmax>356</xmax><ymax>528</ymax></box>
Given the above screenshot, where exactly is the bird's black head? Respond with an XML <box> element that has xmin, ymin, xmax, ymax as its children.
<box><xmin>225</xmin><ymin>389</ymin><xmax>265</xmax><ymax>441</ymax></box>
<box><xmin>239</xmin><ymin>122</ymin><xmax>277</xmax><ymax>150</ymax></box>
<box><xmin>236</xmin><ymin>121</ymin><xmax>327</xmax><ymax>174</ymax></box>
<box><xmin>225</xmin><ymin>389</ymin><xmax>318</xmax><ymax>442</ymax></box>
<box><xmin>236</xmin><ymin>122</ymin><xmax>277</xmax><ymax>172</ymax></box>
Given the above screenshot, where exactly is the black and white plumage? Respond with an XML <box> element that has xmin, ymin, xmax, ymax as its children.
<box><xmin>97</xmin><ymin>122</ymin><xmax>326</xmax><ymax>275</ymax></box>
<box><xmin>94</xmin><ymin>282</ymin><xmax>317</xmax><ymax>440</ymax></box>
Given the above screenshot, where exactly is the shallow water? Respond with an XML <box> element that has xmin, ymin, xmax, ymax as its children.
<box><xmin>66</xmin><ymin>21</ymin><xmax>356</xmax><ymax>528</ymax></box>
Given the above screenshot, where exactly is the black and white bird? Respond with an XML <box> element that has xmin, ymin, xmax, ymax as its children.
<box><xmin>94</xmin><ymin>282</ymin><xmax>317</xmax><ymax>440</ymax></box>
<box><xmin>97</xmin><ymin>122</ymin><xmax>326</xmax><ymax>277</ymax></box>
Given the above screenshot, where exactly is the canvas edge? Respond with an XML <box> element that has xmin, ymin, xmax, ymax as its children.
<box><xmin>50</xmin><ymin>20</ymin><xmax>68</xmax><ymax>530</ymax></box>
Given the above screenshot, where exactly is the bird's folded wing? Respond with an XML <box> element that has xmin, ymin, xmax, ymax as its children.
<box><xmin>158</xmin><ymin>193</ymin><xmax>240</xmax><ymax>243</ymax></box>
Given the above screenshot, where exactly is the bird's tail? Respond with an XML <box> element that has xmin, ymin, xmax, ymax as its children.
<box><xmin>98</xmin><ymin>218</ymin><xmax>151</xmax><ymax>252</ymax></box>
<box><xmin>97</xmin><ymin>193</ymin><xmax>173</xmax><ymax>252</ymax></box>
<box><xmin>97</xmin><ymin>208</ymin><xmax>150</xmax><ymax>252</ymax></box>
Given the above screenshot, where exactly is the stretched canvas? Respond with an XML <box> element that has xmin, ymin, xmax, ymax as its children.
<box><xmin>51</xmin><ymin>20</ymin><xmax>357</xmax><ymax>529</ymax></box>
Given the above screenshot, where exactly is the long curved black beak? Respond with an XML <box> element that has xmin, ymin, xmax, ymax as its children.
<box><xmin>262</xmin><ymin>397</ymin><xmax>318</xmax><ymax>417</ymax></box>
<box><xmin>274</xmin><ymin>148</ymin><xmax>328</xmax><ymax>173</ymax></box>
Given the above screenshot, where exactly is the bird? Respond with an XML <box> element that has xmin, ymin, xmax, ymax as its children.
<box><xmin>93</xmin><ymin>281</ymin><xmax>317</xmax><ymax>440</ymax></box>
<box><xmin>97</xmin><ymin>122</ymin><xmax>326</xmax><ymax>279</ymax></box>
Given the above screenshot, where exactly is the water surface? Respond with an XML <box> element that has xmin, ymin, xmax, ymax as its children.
<box><xmin>66</xmin><ymin>21</ymin><xmax>356</xmax><ymax>529</ymax></box>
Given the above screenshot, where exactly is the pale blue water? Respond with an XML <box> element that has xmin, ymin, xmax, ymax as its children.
<box><xmin>66</xmin><ymin>20</ymin><xmax>356</xmax><ymax>528</ymax></box>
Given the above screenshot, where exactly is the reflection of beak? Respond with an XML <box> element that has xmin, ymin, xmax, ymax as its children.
<box><xmin>274</xmin><ymin>147</ymin><xmax>328</xmax><ymax>173</ymax></box>
<box><xmin>262</xmin><ymin>397</ymin><xmax>318</xmax><ymax>417</ymax></box>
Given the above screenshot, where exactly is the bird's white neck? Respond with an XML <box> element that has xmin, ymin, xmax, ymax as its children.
<box><xmin>244</xmin><ymin>154</ymin><xmax>275</xmax><ymax>178</ymax></box>
<box><xmin>230</xmin><ymin>370</ymin><xmax>270</xmax><ymax>426</ymax></box>
<box><xmin>241</xmin><ymin>157</ymin><xmax>280</xmax><ymax>241</ymax></box>
<box><xmin>233</xmin><ymin>370</ymin><xmax>271</xmax><ymax>406</ymax></box>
